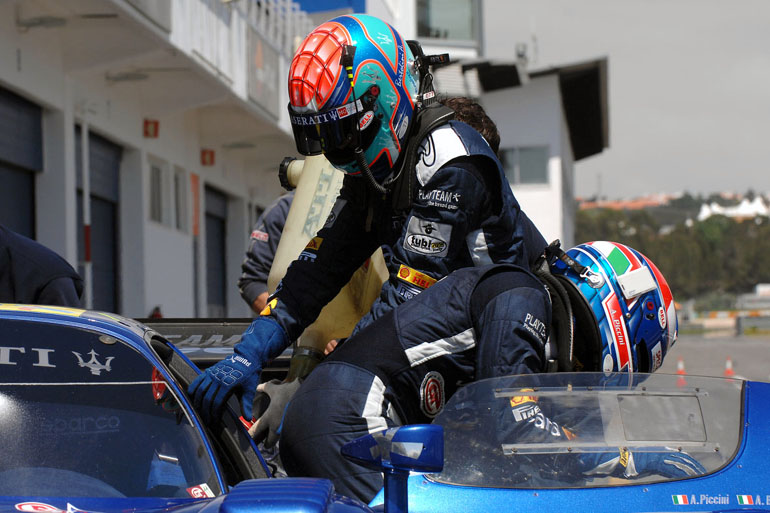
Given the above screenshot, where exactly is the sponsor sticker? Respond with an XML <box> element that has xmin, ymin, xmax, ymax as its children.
<box><xmin>403</xmin><ymin>217</ymin><xmax>451</xmax><ymax>257</ymax></box>
<box><xmin>359</xmin><ymin>111</ymin><xmax>374</xmax><ymax>130</ymax></box>
<box><xmin>509</xmin><ymin>389</ymin><xmax>537</xmax><ymax>406</ymax></box>
<box><xmin>305</xmin><ymin>237</ymin><xmax>323</xmax><ymax>251</ymax></box>
<box><xmin>250</xmin><ymin>230</ymin><xmax>269</xmax><ymax>242</ymax></box>
<box><xmin>396</xmin><ymin>265</ymin><xmax>437</xmax><ymax>290</ymax></box>
<box><xmin>650</xmin><ymin>341</ymin><xmax>663</xmax><ymax>372</ymax></box>
<box><xmin>510</xmin><ymin>402</ymin><xmax>540</xmax><ymax>423</ymax></box>
<box><xmin>601</xmin><ymin>292</ymin><xmax>632</xmax><ymax>371</ymax></box>
<box><xmin>395</xmin><ymin>281</ymin><xmax>421</xmax><ymax>301</ymax></box>
<box><xmin>186</xmin><ymin>483</ymin><xmax>215</xmax><ymax>499</ymax></box>
<box><xmin>618</xmin><ymin>447</ymin><xmax>630</xmax><ymax>468</ymax></box>
<box><xmin>658</xmin><ymin>306</ymin><xmax>667</xmax><ymax>329</ymax></box>
<box><xmin>672</xmin><ymin>494</ymin><xmax>731</xmax><ymax>506</ymax></box>
<box><xmin>298</xmin><ymin>251</ymin><xmax>317</xmax><ymax>262</ymax></box>
<box><xmin>420</xmin><ymin>371</ymin><xmax>445</xmax><ymax>417</ymax></box>
<box><xmin>16</xmin><ymin>504</ymin><xmax>63</xmax><ymax>513</ymax></box>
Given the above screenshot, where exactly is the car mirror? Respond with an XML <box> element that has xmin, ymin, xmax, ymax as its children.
<box><xmin>342</xmin><ymin>425</ymin><xmax>443</xmax><ymax>513</ymax></box>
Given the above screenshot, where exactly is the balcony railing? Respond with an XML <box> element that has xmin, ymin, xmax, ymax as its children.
<box><xmin>152</xmin><ymin>0</ymin><xmax>315</xmax><ymax>118</ymax></box>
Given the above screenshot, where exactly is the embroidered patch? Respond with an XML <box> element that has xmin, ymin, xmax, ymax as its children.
<box><xmin>420</xmin><ymin>371</ymin><xmax>445</xmax><ymax>417</ymax></box>
<box><xmin>417</xmin><ymin>188</ymin><xmax>461</xmax><ymax>210</ymax></box>
<box><xmin>397</xmin><ymin>265</ymin><xmax>437</xmax><ymax>290</ymax></box>
<box><xmin>250</xmin><ymin>230</ymin><xmax>269</xmax><ymax>242</ymax></box>
<box><xmin>403</xmin><ymin>217</ymin><xmax>451</xmax><ymax>257</ymax></box>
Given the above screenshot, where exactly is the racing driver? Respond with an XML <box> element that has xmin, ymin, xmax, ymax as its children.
<box><xmin>279</xmin><ymin>241</ymin><xmax>702</xmax><ymax>501</ymax></box>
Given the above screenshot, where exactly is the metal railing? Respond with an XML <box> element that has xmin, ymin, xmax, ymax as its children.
<box><xmin>244</xmin><ymin>0</ymin><xmax>316</xmax><ymax>58</ymax></box>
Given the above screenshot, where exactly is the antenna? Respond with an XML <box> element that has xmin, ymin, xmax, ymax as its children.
<box><xmin>529</xmin><ymin>16</ymin><xmax>539</xmax><ymax>66</ymax></box>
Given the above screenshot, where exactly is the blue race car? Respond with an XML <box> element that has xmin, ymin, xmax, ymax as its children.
<box><xmin>0</xmin><ymin>305</ymin><xmax>376</xmax><ymax>513</ymax></box>
<box><xmin>5</xmin><ymin>305</ymin><xmax>769</xmax><ymax>513</ymax></box>
<box><xmin>361</xmin><ymin>371</ymin><xmax>770</xmax><ymax>512</ymax></box>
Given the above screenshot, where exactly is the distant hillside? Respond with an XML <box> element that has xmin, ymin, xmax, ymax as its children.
<box><xmin>575</xmin><ymin>192</ymin><xmax>770</xmax><ymax>302</ymax></box>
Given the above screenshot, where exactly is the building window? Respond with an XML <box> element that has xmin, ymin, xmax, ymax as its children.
<box><xmin>150</xmin><ymin>164</ymin><xmax>163</xmax><ymax>223</ymax></box>
<box><xmin>150</xmin><ymin>161</ymin><xmax>188</xmax><ymax>232</ymax></box>
<box><xmin>499</xmin><ymin>146</ymin><xmax>549</xmax><ymax>185</ymax></box>
<box><xmin>417</xmin><ymin>0</ymin><xmax>479</xmax><ymax>44</ymax></box>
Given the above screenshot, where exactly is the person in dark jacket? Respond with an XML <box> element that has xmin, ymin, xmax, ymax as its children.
<box><xmin>0</xmin><ymin>224</ymin><xmax>83</xmax><ymax>307</ymax></box>
<box><xmin>238</xmin><ymin>191</ymin><xmax>294</xmax><ymax>314</ymax></box>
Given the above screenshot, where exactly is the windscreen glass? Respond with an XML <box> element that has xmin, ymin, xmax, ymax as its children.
<box><xmin>0</xmin><ymin>319</ymin><xmax>221</xmax><ymax>498</ymax></box>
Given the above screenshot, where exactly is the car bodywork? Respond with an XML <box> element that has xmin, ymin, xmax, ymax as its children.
<box><xmin>368</xmin><ymin>372</ymin><xmax>770</xmax><ymax>512</ymax></box>
<box><xmin>0</xmin><ymin>305</ymin><xmax>372</xmax><ymax>513</ymax></box>
<box><xmin>7</xmin><ymin>306</ymin><xmax>770</xmax><ymax>513</ymax></box>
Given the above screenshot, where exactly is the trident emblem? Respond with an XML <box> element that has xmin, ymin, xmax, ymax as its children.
<box><xmin>72</xmin><ymin>349</ymin><xmax>114</xmax><ymax>376</ymax></box>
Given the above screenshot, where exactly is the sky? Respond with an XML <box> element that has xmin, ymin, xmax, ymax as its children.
<box><xmin>483</xmin><ymin>0</ymin><xmax>770</xmax><ymax>200</ymax></box>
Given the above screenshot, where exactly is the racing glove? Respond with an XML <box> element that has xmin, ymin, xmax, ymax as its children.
<box><xmin>248</xmin><ymin>344</ymin><xmax>326</xmax><ymax>446</ymax></box>
<box><xmin>580</xmin><ymin>447</ymin><xmax>706</xmax><ymax>479</ymax></box>
<box><xmin>248</xmin><ymin>378</ymin><xmax>303</xmax><ymax>447</ymax></box>
<box><xmin>188</xmin><ymin>316</ymin><xmax>289</xmax><ymax>424</ymax></box>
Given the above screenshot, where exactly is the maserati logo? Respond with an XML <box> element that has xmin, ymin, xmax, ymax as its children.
<box><xmin>72</xmin><ymin>350</ymin><xmax>114</xmax><ymax>376</ymax></box>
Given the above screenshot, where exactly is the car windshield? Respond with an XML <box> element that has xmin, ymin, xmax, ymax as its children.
<box><xmin>0</xmin><ymin>319</ymin><xmax>221</xmax><ymax>498</ymax></box>
<box><xmin>430</xmin><ymin>372</ymin><xmax>743</xmax><ymax>489</ymax></box>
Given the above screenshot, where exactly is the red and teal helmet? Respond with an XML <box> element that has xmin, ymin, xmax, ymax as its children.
<box><xmin>287</xmin><ymin>14</ymin><xmax>419</xmax><ymax>182</ymax></box>
<box><xmin>550</xmin><ymin>241</ymin><xmax>678</xmax><ymax>374</ymax></box>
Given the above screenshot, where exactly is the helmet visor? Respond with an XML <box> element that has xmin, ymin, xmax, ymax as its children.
<box><xmin>288</xmin><ymin>98</ymin><xmax>364</xmax><ymax>157</ymax></box>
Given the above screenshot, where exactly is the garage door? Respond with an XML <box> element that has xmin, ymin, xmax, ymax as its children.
<box><xmin>76</xmin><ymin>128</ymin><xmax>123</xmax><ymax>313</ymax></box>
<box><xmin>205</xmin><ymin>186</ymin><xmax>227</xmax><ymax>318</ymax></box>
<box><xmin>0</xmin><ymin>87</ymin><xmax>42</xmax><ymax>238</ymax></box>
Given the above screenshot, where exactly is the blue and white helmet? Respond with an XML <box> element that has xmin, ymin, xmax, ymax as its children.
<box><xmin>550</xmin><ymin>241</ymin><xmax>678</xmax><ymax>374</ymax></box>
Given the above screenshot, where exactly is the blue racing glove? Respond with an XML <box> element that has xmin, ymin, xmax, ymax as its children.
<box><xmin>188</xmin><ymin>316</ymin><xmax>289</xmax><ymax>424</ymax></box>
<box><xmin>628</xmin><ymin>450</ymin><xmax>707</xmax><ymax>478</ymax></box>
<box><xmin>580</xmin><ymin>448</ymin><xmax>706</xmax><ymax>479</ymax></box>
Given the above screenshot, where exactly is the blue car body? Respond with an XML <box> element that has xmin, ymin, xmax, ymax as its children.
<box><xmin>369</xmin><ymin>372</ymin><xmax>770</xmax><ymax>512</ymax></box>
<box><xmin>0</xmin><ymin>305</ymin><xmax>373</xmax><ymax>513</ymax></box>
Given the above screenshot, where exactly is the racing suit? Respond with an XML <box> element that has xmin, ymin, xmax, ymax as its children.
<box><xmin>237</xmin><ymin>191</ymin><xmax>294</xmax><ymax>310</ymax></box>
<box><xmin>266</xmin><ymin>119</ymin><xmax>547</xmax><ymax>343</ymax></box>
<box><xmin>279</xmin><ymin>264</ymin><xmax>551</xmax><ymax>501</ymax></box>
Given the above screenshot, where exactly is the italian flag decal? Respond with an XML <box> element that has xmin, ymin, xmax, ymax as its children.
<box><xmin>589</xmin><ymin>241</ymin><xmax>643</xmax><ymax>276</ymax></box>
<box><xmin>737</xmin><ymin>495</ymin><xmax>754</xmax><ymax>505</ymax></box>
<box><xmin>672</xmin><ymin>495</ymin><xmax>688</xmax><ymax>505</ymax></box>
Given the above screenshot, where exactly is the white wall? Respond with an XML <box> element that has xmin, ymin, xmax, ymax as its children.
<box><xmin>480</xmin><ymin>75</ymin><xmax>569</xmax><ymax>246</ymax></box>
<box><xmin>145</xmin><ymin>223</ymin><xmax>195</xmax><ymax>317</ymax></box>
<box><xmin>480</xmin><ymin>74</ymin><xmax>568</xmax><ymax>245</ymax></box>
<box><xmin>0</xmin><ymin>0</ymin><xmax>301</xmax><ymax>317</ymax></box>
